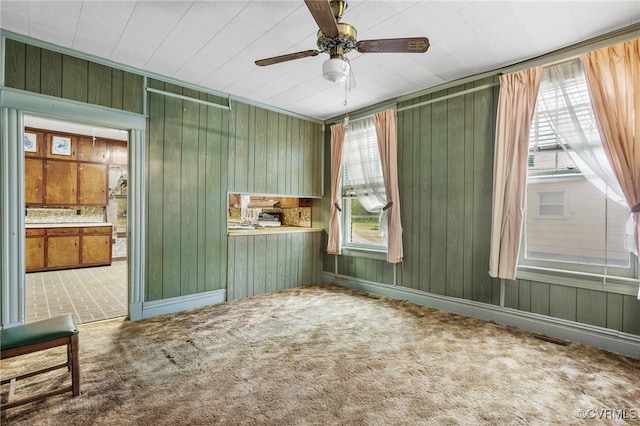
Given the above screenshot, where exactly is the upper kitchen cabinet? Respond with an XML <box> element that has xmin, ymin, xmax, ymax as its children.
<box><xmin>228</xmin><ymin>101</ymin><xmax>323</xmax><ymax>197</ymax></box>
<box><xmin>24</xmin><ymin>128</ymin><xmax>120</xmax><ymax>207</ymax></box>
<box><xmin>46</xmin><ymin>133</ymin><xmax>78</xmax><ymax>161</ymax></box>
<box><xmin>79</xmin><ymin>136</ymin><xmax>108</xmax><ymax>163</ymax></box>
<box><xmin>108</xmin><ymin>141</ymin><xmax>127</xmax><ymax>165</ymax></box>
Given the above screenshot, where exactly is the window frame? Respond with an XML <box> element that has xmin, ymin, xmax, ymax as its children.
<box><xmin>517</xmin><ymin>61</ymin><xmax>638</xmax><ymax>291</ymax></box>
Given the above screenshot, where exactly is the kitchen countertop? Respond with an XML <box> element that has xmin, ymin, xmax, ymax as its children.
<box><xmin>228</xmin><ymin>226</ymin><xmax>323</xmax><ymax>236</ymax></box>
<box><xmin>26</xmin><ymin>222</ymin><xmax>113</xmax><ymax>229</ymax></box>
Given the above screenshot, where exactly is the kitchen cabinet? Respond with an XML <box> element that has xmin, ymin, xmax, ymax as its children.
<box><xmin>44</xmin><ymin>159</ymin><xmax>78</xmax><ymax>205</ymax></box>
<box><xmin>25</xmin><ymin>228</ymin><xmax>45</xmax><ymax>271</ymax></box>
<box><xmin>79</xmin><ymin>136</ymin><xmax>108</xmax><ymax>163</ymax></box>
<box><xmin>24</xmin><ymin>128</ymin><xmax>125</xmax><ymax>207</ymax></box>
<box><xmin>24</xmin><ymin>129</ymin><xmax>44</xmax><ymax>158</ymax></box>
<box><xmin>108</xmin><ymin>141</ymin><xmax>127</xmax><ymax>165</ymax></box>
<box><xmin>46</xmin><ymin>133</ymin><xmax>77</xmax><ymax>161</ymax></box>
<box><xmin>81</xmin><ymin>226</ymin><xmax>112</xmax><ymax>266</ymax></box>
<box><xmin>279</xmin><ymin>197</ymin><xmax>299</xmax><ymax>208</ymax></box>
<box><xmin>78</xmin><ymin>163</ymin><xmax>108</xmax><ymax>205</ymax></box>
<box><xmin>25</xmin><ymin>225</ymin><xmax>112</xmax><ymax>272</ymax></box>
<box><xmin>25</xmin><ymin>158</ymin><xmax>44</xmax><ymax>205</ymax></box>
<box><xmin>47</xmin><ymin>235</ymin><xmax>80</xmax><ymax>269</ymax></box>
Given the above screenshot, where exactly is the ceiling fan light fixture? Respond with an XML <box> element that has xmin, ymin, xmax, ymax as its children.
<box><xmin>322</xmin><ymin>57</ymin><xmax>350</xmax><ymax>82</ymax></box>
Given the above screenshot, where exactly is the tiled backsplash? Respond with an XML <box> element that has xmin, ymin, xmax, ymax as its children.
<box><xmin>26</xmin><ymin>206</ymin><xmax>105</xmax><ymax>223</ymax></box>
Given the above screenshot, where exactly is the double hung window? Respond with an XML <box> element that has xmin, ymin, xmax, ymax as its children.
<box><xmin>522</xmin><ymin>59</ymin><xmax>636</xmax><ymax>277</ymax></box>
<box><xmin>341</xmin><ymin>117</ymin><xmax>387</xmax><ymax>251</ymax></box>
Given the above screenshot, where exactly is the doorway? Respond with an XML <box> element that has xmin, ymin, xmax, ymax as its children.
<box><xmin>23</xmin><ymin>115</ymin><xmax>128</xmax><ymax>325</ymax></box>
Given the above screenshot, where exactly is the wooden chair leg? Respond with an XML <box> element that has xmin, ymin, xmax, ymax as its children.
<box><xmin>70</xmin><ymin>334</ymin><xmax>80</xmax><ymax>397</ymax></box>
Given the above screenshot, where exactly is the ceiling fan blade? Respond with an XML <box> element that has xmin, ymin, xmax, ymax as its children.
<box><xmin>356</xmin><ymin>37</ymin><xmax>430</xmax><ymax>53</ymax></box>
<box><xmin>255</xmin><ymin>50</ymin><xmax>320</xmax><ymax>66</ymax></box>
<box><xmin>304</xmin><ymin>0</ymin><xmax>339</xmax><ymax>38</ymax></box>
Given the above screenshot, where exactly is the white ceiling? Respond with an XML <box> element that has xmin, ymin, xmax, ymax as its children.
<box><xmin>2</xmin><ymin>1</ymin><xmax>639</xmax><ymax>121</ymax></box>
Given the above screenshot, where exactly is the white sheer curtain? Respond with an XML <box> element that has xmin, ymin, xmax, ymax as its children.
<box><xmin>537</xmin><ymin>59</ymin><xmax>634</xmax><ymax>253</ymax></box>
<box><xmin>343</xmin><ymin>117</ymin><xmax>389</xmax><ymax>243</ymax></box>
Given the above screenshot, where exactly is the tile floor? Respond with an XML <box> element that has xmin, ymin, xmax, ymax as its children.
<box><xmin>25</xmin><ymin>260</ymin><xmax>127</xmax><ymax>325</ymax></box>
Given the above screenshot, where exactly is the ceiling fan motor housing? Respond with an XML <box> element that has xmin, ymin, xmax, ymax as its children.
<box><xmin>317</xmin><ymin>22</ymin><xmax>357</xmax><ymax>55</ymax></box>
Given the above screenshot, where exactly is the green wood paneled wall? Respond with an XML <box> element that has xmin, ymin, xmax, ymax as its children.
<box><xmin>504</xmin><ymin>279</ymin><xmax>640</xmax><ymax>335</ymax></box>
<box><xmin>324</xmin><ymin>78</ymin><xmax>501</xmax><ymax>303</ymax></box>
<box><xmin>4</xmin><ymin>39</ymin><xmax>143</xmax><ymax>114</ymax></box>
<box><xmin>322</xmin><ymin>76</ymin><xmax>640</xmax><ymax>337</ymax></box>
<box><xmin>228</xmin><ymin>100</ymin><xmax>323</xmax><ymax>196</ymax></box>
<box><xmin>227</xmin><ymin>232</ymin><xmax>323</xmax><ymax>300</ymax></box>
<box><xmin>146</xmin><ymin>80</ymin><xmax>229</xmax><ymax>301</ymax></box>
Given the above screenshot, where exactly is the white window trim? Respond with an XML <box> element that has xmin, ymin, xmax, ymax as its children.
<box><xmin>535</xmin><ymin>190</ymin><xmax>567</xmax><ymax>219</ymax></box>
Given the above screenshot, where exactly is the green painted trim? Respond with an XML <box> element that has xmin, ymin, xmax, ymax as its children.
<box><xmin>0</xmin><ymin>87</ymin><xmax>146</xmax><ymax>130</ymax></box>
<box><xmin>501</xmin><ymin>23</ymin><xmax>640</xmax><ymax>75</ymax></box>
<box><xmin>396</xmin><ymin>82</ymin><xmax>499</xmax><ymax>112</ymax></box>
<box><xmin>320</xmin><ymin>272</ymin><xmax>640</xmax><ymax>358</ymax></box>
<box><xmin>229</xmin><ymin>94</ymin><xmax>323</xmax><ymax>124</ymax></box>
<box><xmin>142</xmin><ymin>289</ymin><xmax>226</xmax><ymax>319</ymax></box>
<box><xmin>517</xmin><ymin>266</ymin><xmax>638</xmax><ymax>297</ymax></box>
<box><xmin>326</xmin><ymin>101</ymin><xmax>397</xmax><ymax>125</ymax></box>
<box><xmin>1</xmin><ymin>36</ymin><xmax>5</xmax><ymax>87</ymax></box>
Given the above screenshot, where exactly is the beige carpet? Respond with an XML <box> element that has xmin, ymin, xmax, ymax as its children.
<box><xmin>1</xmin><ymin>284</ymin><xmax>639</xmax><ymax>425</ymax></box>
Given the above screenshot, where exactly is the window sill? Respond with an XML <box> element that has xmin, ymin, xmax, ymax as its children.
<box><xmin>516</xmin><ymin>265</ymin><xmax>638</xmax><ymax>296</ymax></box>
<box><xmin>341</xmin><ymin>247</ymin><xmax>387</xmax><ymax>261</ymax></box>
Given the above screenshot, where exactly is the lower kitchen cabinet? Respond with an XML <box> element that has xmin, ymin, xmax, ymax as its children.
<box><xmin>25</xmin><ymin>225</ymin><xmax>112</xmax><ymax>272</ymax></box>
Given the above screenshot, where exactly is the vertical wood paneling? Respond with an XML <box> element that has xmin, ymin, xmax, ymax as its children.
<box><xmin>62</xmin><ymin>55</ymin><xmax>88</xmax><ymax>102</ymax></box>
<box><xmin>180</xmin><ymin>89</ymin><xmax>199</xmax><ymax>296</ymax></box>
<box><xmin>147</xmin><ymin>90</ymin><xmax>165</xmax><ymax>302</ymax></box>
<box><xmin>277</xmin><ymin>115</ymin><xmax>288</xmax><ymax>193</ymax></box>
<box><xmin>227</xmin><ymin>233</ymin><xmax>322</xmax><ymax>299</ymax></box>
<box><xmin>88</xmin><ymin>62</ymin><xmax>112</xmax><ymax>107</ymax></box>
<box><xmin>517</xmin><ymin>280</ymin><xmax>531</xmax><ymax>311</ymax></box>
<box><xmin>430</xmin><ymin>100</ymin><xmax>448</xmax><ymax>295</ymax></box>
<box><xmin>122</xmin><ymin>71</ymin><xmax>144</xmax><ymax>114</ymax></box>
<box><xmin>472</xmin><ymin>83</ymin><xmax>496</xmax><ymax>303</ymax></box>
<box><xmin>462</xmin><ymin>84</ymin><xmax>476</xmax><ymax>299</ymax></box>
<box><xmin>417</xmin><ymin>101</ymin><xmax>432</xmax><ymax>292</ymax></box>
<box><xmin>622</xmin><ymin>295</ymin><xmax>640</xmax><ymax>335</ymax></box>
<box><xmin>606</xmin><ymin>293</ymin><xmax>623</xmax><ymax>330</ymax></box>
<box><xmin>446</xmin><ymin>92</ymin><xmax>465</xmax><ymax>298</ymax></box>
<box><xmin>549</xmin><ymin>285</ymin><xmax>576</xmax><ymax>321</ymax></box>
<box><xmin>161</xmin><ymin>84</ymin><xmax>183</xmax><ymax>299</ymax></box>
<box><xmin>246</xmin><ymin>105</ymin><xmax>256</xmax><ymax>191</ymax></box>
<box><xmin>398</xmin><ymin>101</ymin><xmax>415</xmax><ymax>289</ymax></box>
<box><xmin>233</xmin><ymin>101</ymin><xmax>249</xmax><ymax>191</ymax></box>
<box><xmin>266</xmin><ymin>111</ymin><xmax>279</xmax><ymax>193</ymax></box>
<box><xmin>111</xmin><ymin>69</ymin><xmax>124</xmax><ymax>110</ymax></box>
<box><xmin>4</xmin><ymin>39</ymin><xmax>143</xmax><ymax>113</ymax></box>
<box><xmin>25</xmin><ymin>44</ymin><xmax>41</xmax><ymax>93</ymax></box>
<box><xmin>576</xmin><ymin>288</ymin><xmax>607</xmax><ymax>327</ymax></box>
<box><xmin>146</xmin><ymin>82</ymin><xmax>229</xmax><ymax>301</ymax></box>
<box><xmin>253</xmin><ymin>107</ymin><xmax>267</xmax><ymax>193</ymax></box>
<box><xmin>4</xmin><ymin>39</ymin><xmax>26</xmax><ymax>89</ymax></box>
<box><xmin>530</xmin><ymin>281</ymin><xmax>550</xmax><ymax>315</ymax></box>
<box><xmin>40</xmin><ymin>49</ymin><xmax>62</xmax><ymax>97</ymax></box>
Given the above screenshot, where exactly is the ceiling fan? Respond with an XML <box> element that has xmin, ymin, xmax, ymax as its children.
<box><xmin>255</xmin><ymin>0</ymin><xmax>430</xmax><ymax>85</ymax></box>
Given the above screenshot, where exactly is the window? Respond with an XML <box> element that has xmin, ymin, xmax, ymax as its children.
<box><xmin>341</xmin><ymin>117</ymin><xmax>387</xmax><ymax>251</ymax></box>
<box><xmin>522</xmin><ymin>59</ymin><xmax>635</xmax><ymax>276</ymax></box>
<box><xmin>536</xmin><ymin>191</ymin><xmax>566</xmax><ymax>218</ymax></box>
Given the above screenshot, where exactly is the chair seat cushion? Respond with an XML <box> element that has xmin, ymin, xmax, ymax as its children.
<box><xmin>1</xmin><ymin>315</ymin><xmax>78</xmax><ymax>351</ymax></box>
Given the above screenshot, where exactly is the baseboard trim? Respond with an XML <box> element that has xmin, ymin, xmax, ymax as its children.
<box><xmin>320</xmin><ymin>272</ymin><xmax>640</xmax><ymax>359</ymax></box>
<box><xmin>141</xmin><ymin>289</ymin><xmax>226</xmax><ymax>320</ymax></box>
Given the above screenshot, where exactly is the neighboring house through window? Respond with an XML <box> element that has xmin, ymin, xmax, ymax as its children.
<box><xmin>522</xmin><ymin>59</ymin><xmax>636</xmax><ymax>276</ymax></box>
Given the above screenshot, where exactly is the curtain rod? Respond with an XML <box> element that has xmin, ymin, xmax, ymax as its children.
<box><xmin>146</xmin><ymin>88</ymin><xmax>231</xmax><ymax>111</ymax></box>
